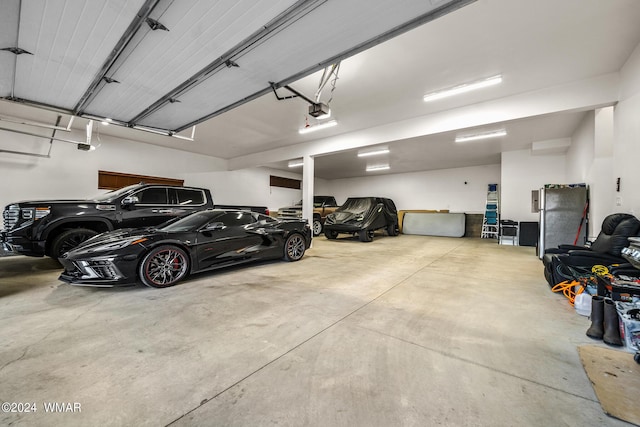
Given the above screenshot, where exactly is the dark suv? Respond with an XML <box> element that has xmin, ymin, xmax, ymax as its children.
<box><xmin>1</xmin><ymin>184</ymin><xmax>216</xmax><ymax>259</ymax></box>
<box><xmin>323</xmin><ymin>197</ymin><xmax>399</xmax><ymax>242</ymax></box>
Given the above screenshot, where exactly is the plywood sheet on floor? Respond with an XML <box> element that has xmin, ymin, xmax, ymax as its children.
<box><xmin>579</xmin><ymin>345</ymin><xmax>640</xmax><ymax>426</ymax></box>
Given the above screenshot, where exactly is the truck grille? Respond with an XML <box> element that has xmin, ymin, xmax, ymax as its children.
<box><xmin>278</xmin><ymin>208</ymin><xmax>302</xmax><ymax>218</ymax></box>
<box><xmin>2</xmin><ymin>205</ymin><xmax>19</xmax><ymax>231</ymax></box>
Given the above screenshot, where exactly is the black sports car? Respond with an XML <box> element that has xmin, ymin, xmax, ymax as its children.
<box><xmin>323</xmin><ymin>197</ymin><xmax>399</xmax><ymax>242</ymax></box>
<box><xmin>58</xmin><ymin>209</ymin><xmax>312</xmax><ymax>288</ymax></box>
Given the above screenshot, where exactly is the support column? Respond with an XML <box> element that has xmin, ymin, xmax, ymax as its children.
<box><xmin>590</xmin><ymin>106</ymin><xmax>614</xmax><ymax>239</ymax></box>
<box><xmin>302</xmin><ymin>155</ymin><xmax>314</xmax><ymax>247</ymax></box>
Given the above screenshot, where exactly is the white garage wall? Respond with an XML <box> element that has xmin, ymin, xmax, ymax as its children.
<box><xmin>614</xmin><ymin>41</ymin><xmax>640</xmax><ymax>218</ymax></box>
<box><xmin>183</xmin><ymin>167</ymin><xmax>306</xmax><ymax>212</ymax></box>
<box><xmin>565</xmin><ymin>108</ymin><xmax>616</xmax><ymax>239</ymax></box>
<box><xmin>313</xmin><ymin>177</ymin><xmax>332</xmax><ymax>199</ymax></box>
<box><xmin>565</xmin><ymin>112</ymin><xmax>595</xmax><ymax>183</ymax></box>
<box><xmin>3</xmin><ymin>42</ymin><xmax>639</xmax><ymax>225</ymax></box>
<box><xmin>323</xmin><ymin>164</ymin><xmax>500</xmax><ymax>212</ymax></box>
<box><xmin>500</xmin><ymin>149</ymin><xmax>566</xmax><ymax>223</ymax></box>
<box><xmin>0</xmin><ymin>126</ymin><xmax>328</xmax><ymax>214</ymax></box>
<box><xmin>0</xmin><ymin>128</ymin><xmax>293</xmax><ymax>213</ymax></box>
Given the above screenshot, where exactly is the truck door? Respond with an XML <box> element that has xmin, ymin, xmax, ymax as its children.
<box><xmin>119</xmin><ymin>187</ymin><xmax>174</xmax><ymax>228</ymax></box>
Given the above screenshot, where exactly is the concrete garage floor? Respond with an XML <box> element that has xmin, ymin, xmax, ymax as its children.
<box><xmin>0</xmin><ymin>235</ymin><xmax>629</xmax><ymax>427</ymax></box>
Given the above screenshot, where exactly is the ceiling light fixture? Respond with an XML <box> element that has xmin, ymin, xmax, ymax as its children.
<box><xmin>358</xmin><ymin>148</ymin><xmax>390</xmax><ymax>157</ymax></box>
<box><xmin>423</xmin><ymin>75</ymin><xmax>503</xmax><ymax>102</ymax></box>
<box><xmin>288</xmin><ymin>159</ymin><xmax>304</xmax><ymax>168</ymax></box>
<box><xmin>455</xmin><ymin>129</ymin><xmax>507</xmax><ymax>143</ymax></box>
<box><xmin>298</xmin><ymin>120</ymin><xmax>337</xmax><ymax>135</ymax></box>
<box><xmin>366</xmin><ymin>164</ymin><xmax>390</xmax><ymax>172</ymax></box>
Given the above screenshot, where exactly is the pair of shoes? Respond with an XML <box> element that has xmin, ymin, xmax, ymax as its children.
<box><xmin>586</xmin><ymin>296</ymin><xmax>623</xmax><ymax>346</ymax></box>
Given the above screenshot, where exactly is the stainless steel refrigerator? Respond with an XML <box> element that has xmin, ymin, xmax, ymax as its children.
<box><xmin>538</xmin><ymin>185</ymin><xmax>589</xmax><ymax>258</ymax></box>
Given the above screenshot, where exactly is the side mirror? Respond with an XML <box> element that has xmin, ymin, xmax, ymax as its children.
<box><xmin>121</xmin><ymin>196</ymin><xmax>139</xmax><ymax>207</ymax></box>
<box><xmin>204</xmin><ymin>222</ymin><xmax>225</xmax><ymax>231</ymax></box>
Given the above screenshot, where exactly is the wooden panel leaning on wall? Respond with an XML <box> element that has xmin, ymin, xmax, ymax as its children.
<box><xmin>98</xmin><ymin>170</ymin><xmax>184</xmax><ymax>190</ymax></box>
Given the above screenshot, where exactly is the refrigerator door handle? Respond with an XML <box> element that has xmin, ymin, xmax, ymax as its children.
<box><xmin>538</xmin><ymin>188</ymin><xmax>545</xmax><ymax>259</ymax></box>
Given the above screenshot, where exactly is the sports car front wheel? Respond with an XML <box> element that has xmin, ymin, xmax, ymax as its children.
<box><xmin>283</xmin><ymin>233</ymin><xmax>306</xmax><ymax>262</ymax></box>
<box><xmin>139</xmin><ymin>245</ymin><xmax>190</xmax><ymax>288</ymax></box>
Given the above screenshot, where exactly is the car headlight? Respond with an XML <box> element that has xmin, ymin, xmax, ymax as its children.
<box><xmin>22</xmin><ymin>207</ymin><xmax>51</xmax><ymax>220</ymax></box>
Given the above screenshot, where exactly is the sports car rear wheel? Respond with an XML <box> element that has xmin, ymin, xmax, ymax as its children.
<box><xmin>283</xmin><ymin>233</ymin><xmax>306</xmax><ymax>262</ymax></box>
<box><xmin>139</xmin><ymin>245</ymin><xmax>190</xmax><ymax>288</ymax></box>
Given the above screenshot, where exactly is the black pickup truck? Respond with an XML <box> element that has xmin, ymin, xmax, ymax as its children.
<box><xmin>1</xmin><ymin>184</ymin><xmax>268</xmax><ymax>259</ymax></box>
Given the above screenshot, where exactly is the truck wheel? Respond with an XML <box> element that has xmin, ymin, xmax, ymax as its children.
<box><xmin>359</xmin><ymin>229</ymin><xmax>373</xmax><ymax>242</ymax></box>
<box><xmin>51</xmin><ymin>228</ymin><xmax>98</xmax><ymax>259</ymax></box>
<box><xmin>387</xmin><ymin>223</ymin><xmax>399</xmax><ymax>236</ymax></box>
<box><xmin>312</xmin><ymin>218</ymin><xmax>323</xmax><ymax>236</ymax></box>
<box><xmin>283</xmin><ymin>233</ymin><xmax>306</xmax><ymax>261</ymax></box>
<box><xmin>139</xmin><ymin>245</ymin><xmax>190</xmax><ymax>288</ymax></box>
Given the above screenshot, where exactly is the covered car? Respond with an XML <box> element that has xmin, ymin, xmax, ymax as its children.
<box><xmin>323</xmin><ymin>197</ymin><xmax>399</xmax><ymax>242</ymax></box>
<box><xmin>58</xmin><ymin>209</ymin><xmax>311</xmax><ymax>288</ymax></box>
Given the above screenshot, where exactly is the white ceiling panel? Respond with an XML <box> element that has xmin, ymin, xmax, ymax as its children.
<box><xmin>137</xmin><ymin>0</ymin><xmax>471</xmax><ymax>130</ymax></box>
<box><xmin>136</xmin><ymin>66</ymin><xmax>266</xmax><ymax>130</ymax></box>
<box><xmin>83</xmin><ymin>0</ymin><xmax>299</xmax><ymax>122</ymax></box>
<box><xmin>3</xmin><ymin>0</ymin><xmax>638</xmax><ymax>179</ymax></box>
<box><xmin>0</xmin><ymin>0</ymin><xmax>20</xmax><ymax>98</ymax></box>
<box><xmin>1</xmin><ymin>0</ymin><xmax>471</xmax><ymax>132</ymax></box>
<box><xmin>13</xmin><ymin>0</ymin><xmax>146</xmax><ymax>109</ymax></box>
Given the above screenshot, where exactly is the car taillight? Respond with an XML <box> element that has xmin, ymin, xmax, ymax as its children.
<box><xmin>265</xmin><ymin>209</ymin><xmax>270</xmax><ymax>216</ymax></box>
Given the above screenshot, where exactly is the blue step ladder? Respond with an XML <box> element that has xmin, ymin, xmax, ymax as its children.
<box><xmin>481</xmin><ymin>183</ymin><xmax>499</xmax><ymax>239</ymax></box>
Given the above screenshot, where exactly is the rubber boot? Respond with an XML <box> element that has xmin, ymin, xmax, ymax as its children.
<box><xmin>603</xmin><ymin>298</ymin><xmax>623</xmax><ymax>346</ymax></box>
<box><xmin>586</xmin><ymin>296</ymin><xmax>604</xmax><ymax>340</ymax></box>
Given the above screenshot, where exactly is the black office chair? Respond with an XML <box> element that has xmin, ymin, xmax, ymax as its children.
<box><xmin>543</xmin><ymin>213</ymin><xmax>640</xmax><ymax>286</ymax></box>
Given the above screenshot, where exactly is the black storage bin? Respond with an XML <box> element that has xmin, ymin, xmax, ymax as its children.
<box><xmin>519</xmin><ymin>221</ymin><xmax>539</xmax><ymax>247</ymax></box>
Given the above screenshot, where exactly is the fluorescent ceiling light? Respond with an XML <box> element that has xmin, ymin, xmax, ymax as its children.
<box><xmin>366</xmin><ymin>164</ymin><xmax>390</xmax><ymax>172</ymax></box>
<box><xmin>288</xmin><ymin>159</ymin><xmax>304</xmax><ymax>168</ymax></box>
<box><xmin>358</xmin><ymin>148</ymin><xmax>390</xmax><ymax>157</ymax></box>
<box><xmin>423</xmin><ymin>75</ymin><xmax>502</xmax><ymax>102</ymax></box>
<box><xmin>299</xmin><ymin>120</ymin><xmax>337</xmax><ymax>134</ymax></box>
<box><xmin>455</xmin><ymin>129</ymin><xmax>507</xmax><ymax>143</ymax></box>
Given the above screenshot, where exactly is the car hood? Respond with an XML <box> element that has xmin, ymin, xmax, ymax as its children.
<box><xmin>68</xmin><ymin>228</ymin><xmax>162</xmax><ymax>254</ymax></box>
<box><xmin>331</xmin><ymin>211</ymin><xmax>363</xmax><ymax>222</ymax></box>
<box><xmin>13</xmin><ymin>199</ymin><xmax>99</xmax><ymax>206</ymax></box>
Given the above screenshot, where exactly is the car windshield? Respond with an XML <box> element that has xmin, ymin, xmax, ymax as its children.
<box><xmin>90</xmin><ymin>184</ymin><xmax>141</xmax><ymax>202</ymax></box>
<box><xmin>158</xmin><ymin>211</ymin><xmax>223</xmax><ymax>232</ymax></box>
<box><xmin>294</xmin><ymin>197</ymin><xmax>333</xmax><ymax>208</ymax></box>
<box><xmin>293</xmin><ymin>199</ymin><xmax>322</xmax><ymax>208</ymax></box>
<box><xmin>338</xmin><ymin>198</ymin><xmax>374</xmax><ymax>214</ymax></box>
